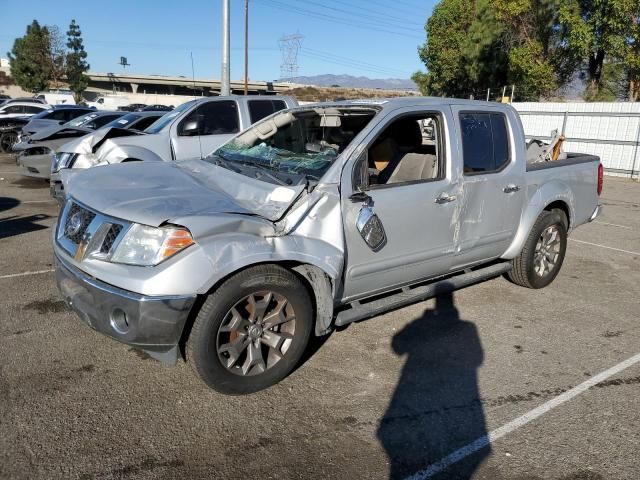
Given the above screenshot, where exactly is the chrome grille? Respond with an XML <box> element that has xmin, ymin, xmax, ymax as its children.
<box><xmin>64</xmin><ymin>203</ymin><xmax>96</xmax><ymax>244</ymax></box>
<box><xmin>57</xmin><ymin>200</ymin><xmax>128</xmax><ymax>260</ymax></box>
<box><xmin>100</xmin><ymin>224</ymin><xmax>123</xmax><ymax>254</ymax></box>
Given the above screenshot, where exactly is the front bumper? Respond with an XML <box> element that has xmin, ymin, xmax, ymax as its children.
<box><xmin>55</xmin><ymin>253</ymin><xmax>197</xmax><ymax>363</ymax></box>
<box><xmin>50</xmin><ymin>170</ymin><xmax>65</xmax><ymax>205</ymax></box>
<box><xmin>17</xmin><ymin>153</ymin><xmax>53</xmax><ymax>179</ymax></box>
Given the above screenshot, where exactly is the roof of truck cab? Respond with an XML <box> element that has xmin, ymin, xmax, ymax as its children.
<box><xmin>304</xmin><ymin>97</ymin><xmax>518</xmax><ymax>112</ymax></box>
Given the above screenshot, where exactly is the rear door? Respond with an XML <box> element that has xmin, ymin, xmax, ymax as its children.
<box><xmin>449</xmin><ymin>106</ymin><xmax>525</xmax><ymax>268</ymax></box>
<box><xmin>171</xmin><ymin>100</ymin><xmax>240</xmax><ymax>160</ymax></box>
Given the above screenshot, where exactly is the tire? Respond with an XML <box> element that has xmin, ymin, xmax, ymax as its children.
<box><xmin>0</xmin><ymin>131</ymin><xmax>18</xmax><ymax>153</ymax></box>
<box><xmin>187</xmin><ymin>264</ymin><xmax>313</xmax><ymax>395</ymax></box>
<box><xmin>507</xmin><ymin>211</ymin><xmax>567</xmax><ymax>289</ymax></box>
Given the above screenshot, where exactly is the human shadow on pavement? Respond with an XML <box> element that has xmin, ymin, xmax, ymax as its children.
<box><xmin>377</xmin><ymin>288</ymin><xmax>488</xmax><ymax>480</ymax></box>
<box><xmin>0</xmin><ymin>206</ymin><xmax>51</xmax><ymax>240</ymax></box>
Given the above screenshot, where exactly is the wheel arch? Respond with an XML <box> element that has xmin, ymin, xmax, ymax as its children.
<box><xmin>502</xmin><ymin>181</ymin><xmax>575</xmax><ymax>260</ymax></box>
<box><xmin>180</xmin><ymin>259</ymin><xmax>336</xmax><ymax>357</ymax></box>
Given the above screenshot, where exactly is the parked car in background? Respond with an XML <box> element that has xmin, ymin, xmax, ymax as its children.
<box><xmin>53</xmin><ymin>98</ymin><xmax>602</xmax><ymax>394</ymax></box>
<box><xmin>142</xmin><ymin>104</ymin><xmax>174</xmax><ymax>112</ymax></box>
<box><xmin>2</xmin><ymin>97</ymin><xmax>48</xmax><ymax>106</ymax></box>
<box><xmin>0</xmin><ymin>116</ymin><xmax>30</xmax><ymax>153</ymax></box>
<box><xmin>117</xmin><ymin>103</ymin><xmax>147</xmax><ymax>112</ymax></box>
<box><xmin>34</xmin><ymin>89</ymin><xmax>76</xmax><ymax>105</ymax></box>
<box><xmin>50</xmin><ymin>111</ymin><xmax>165</xmax><ymax>197</ymax></box>
<box><xmin>53</xmin><ymin>96</ymin><xmax>297</xmax><ymax>179</ymax></box>
<box><xmin>15</xmin><ymin>111</ymin><xmax>125</xmax><ymax>180</ymax></box>
<box><xmin>20</xmin><ymin>105</ymin><xmax>96</xmax><ymax>137</ymax></box>
<box><xmin>0</xmin><ymin>102</ymin><xmax>50</xmax><ymax>119</ymax></box>
<box><xmin>0</xmin><ymin>94</ymin><xmax>11</xmax><ymax>107</ymax></box>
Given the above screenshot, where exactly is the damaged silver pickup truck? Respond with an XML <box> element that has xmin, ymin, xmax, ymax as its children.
<box><xmin>54</xmin><ymin>98</ymin><xmax>602</xmax><ymax>394</ymax></box>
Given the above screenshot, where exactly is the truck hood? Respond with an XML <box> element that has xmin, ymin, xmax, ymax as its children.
<box><xmin>65</xmin><ymin>159</ymin><xmax>305</xmax><ymax>226</ymax></box>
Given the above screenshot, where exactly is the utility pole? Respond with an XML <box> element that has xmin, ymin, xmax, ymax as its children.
<box><xmin>221</xmin><ymin>0</ymin><xmax>231</xmax><ymax>96</ymax></box>
<box><xmin>244</xmin><ymin>0</ymin><xmax>249</xmax><ymax>95</ymax></box>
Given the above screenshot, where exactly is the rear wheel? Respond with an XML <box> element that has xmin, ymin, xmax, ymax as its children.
<box><xmin>507</xmin><ymin>211</ymin><xmax>567</xmax><ymax>289</ymax></box>
<box><xmin>187</xmin><ymin>265</ymin><xmax>313</xmax><ymax>394</ymax></box>
<box><xmin>0</xmin><ymin>131</ymin><xmax>18</xmax><ymax>153</ymax></box>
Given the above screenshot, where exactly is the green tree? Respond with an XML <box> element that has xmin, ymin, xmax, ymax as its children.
<box><xmin>413</xmin><ymin>0</ymin><xmax>508</xmax><ymax>98</ymax></box>
<box><xmin>65</xmin><ymin>19</ymin><xmax>89</xmax><ymax>102</ymax></box>
<box><xmin>490</xmin><ymin>0</ymin><xmax>581</xmax><ymax>99</ymax></box>
<box><xmin>559</xmin><ymin>0</ymin><xmax>633</xmax><ymax>99</ymax></box>
<box><xmin>7</xmin><ymin>20</ymin><xmax>52</xmax><ymax>93</ymax></box>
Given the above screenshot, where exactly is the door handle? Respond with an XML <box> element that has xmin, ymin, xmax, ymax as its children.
<box><xmin>435</xmin><ymin>193</ymin><xmax>456</xmax><ymax>204</ymax></box>
<box><xmin>503</xmin><ymin>184</ymin><xmax>521</xmax><ymax>193</ymax></box>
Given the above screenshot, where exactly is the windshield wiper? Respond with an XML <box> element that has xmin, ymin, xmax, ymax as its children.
<box><xmin>253</xmin><ymin>168</ymin><xmax>287</xmax><ymax>186</ymax></box>
<box><xmin>210</xmin><ymin>154</ymin><xmax>242</xmax><ymax>173</ymax></box>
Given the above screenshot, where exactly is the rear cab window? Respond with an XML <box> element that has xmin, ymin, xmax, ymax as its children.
<box><xmin>459</xmin><ymin>112</ymin><xmax>510</xmax><ymax>174</ymax></box>
<box><xmin>248</xmin><ymin>99</ymin><xmax>288</xmax><ymax>123</ymax></box>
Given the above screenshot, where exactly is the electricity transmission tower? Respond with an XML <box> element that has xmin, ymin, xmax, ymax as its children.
<box><xmin>278</xmin><ymin>33</ymin><xmax>304</xmax><ymax>83</ymax></box>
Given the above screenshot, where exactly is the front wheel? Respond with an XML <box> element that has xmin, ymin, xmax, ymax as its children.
<box><xmin>0</xmin><ymin>131</ymin><xmax>18</xmax><ymax>153</ymax></box>
<box><xmin>507</xmin><ymin>211</ymin><xmax>567</xmax><ymax>289</ymax></box>
<box><xmin>187</xmin><ymin>265</ymin><xmax>313</xmax><ymax>395</ymax></box>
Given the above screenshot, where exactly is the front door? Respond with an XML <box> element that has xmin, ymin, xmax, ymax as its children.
<box><xmin>172</xmin><ymin>100</ymin><xmax>240</xmax><ymax>160</ymax></box>
<box><xmin>340</xmin><ymin>109</ymin><xmax>458</xmax><ymax>302</ymax></box>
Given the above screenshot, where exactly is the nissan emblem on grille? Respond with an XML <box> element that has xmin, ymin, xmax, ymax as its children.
<box><xmin>65</xmin><ymin>211</ymin><xmax>83</xmax><ymax>237</ymax></box>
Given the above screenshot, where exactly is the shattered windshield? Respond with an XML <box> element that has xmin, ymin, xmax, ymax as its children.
<box><xmin>207</xmin><ymin>107</ymin><xmax>377</xmax><ymax>185</ymax></box>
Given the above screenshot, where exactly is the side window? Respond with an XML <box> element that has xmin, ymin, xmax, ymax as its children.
<box><xmin>24</xmin><ymin>105</ymin><xmax>44</xmax><ymax>114</ymax></box>
<box><xmin>459</xmin><ymin>112</ymin><xmax>510</xmax><ymax>174</ymax></box>
<box><xmin>248</xmin><ymin>99</ymin><xmax>287</xmax><ymax>124</ymax></box>
<box><xmin>178</xmin><ymin>101</ymin><xmax>239</xmax><ymax>136</ymax></box>
<box><xmin>364</xmin><ymin>113</ymin><xmax>444</xmax><ymax>188</ymax></box>
<box><xmin>4</xmin><ymin>105</ymin><xmax>22</xmax><ymax>114</ymax></box>
<box><xmin>48</xmin><ymin>109</ymin><xmax>72</xmax><ymax>121</ymax></box>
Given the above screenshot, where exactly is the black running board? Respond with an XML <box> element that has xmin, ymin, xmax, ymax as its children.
<box><xmin>334</xmin><ymin>262</ymin><xmax>512</xmax><ymax>327</ymax></box>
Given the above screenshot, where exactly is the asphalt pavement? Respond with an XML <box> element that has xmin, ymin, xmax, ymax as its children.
<box><xmin>0</xmin><ymin>154</ymin><xmax>639</xmax><ymax>480</ymax></box>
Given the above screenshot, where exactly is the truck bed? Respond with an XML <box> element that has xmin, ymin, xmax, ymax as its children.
<box><xmin>526</xmin><ymin>153</ymin><xmax>600</xmax><ymax>172</ymax></box>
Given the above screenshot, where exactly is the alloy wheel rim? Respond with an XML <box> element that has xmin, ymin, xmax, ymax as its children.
<box><xmin>1</xmin><ymin>133</ymin><xmax>17</xmax><ymax>151</ymax></box>
<box><xmin>216</xmin><ymin>291</ymin><xmax>296</xmax><ymax>376</ymax></box>
<box><xmin>534</xmin><ymin>225</ymin><xmax>561</xmax><ymax>277</ymax></box>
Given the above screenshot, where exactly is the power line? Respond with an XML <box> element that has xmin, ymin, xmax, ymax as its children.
<box><xmin>304</xmin><ymin>47</ymin><xmax>410</xmax><ymax>75</ymax></box>
<box><xmin>301</xmin><ymin>50</ymin><xmax>411</xmax><ymax>77</ymax></box>
<box><xmin>257</xmin><ymin>0</ymin><xmax>423</xmax><ymax>40</ymax></box>
<box><xmin>324</xmin><ymin>0</ymin><xmax>427</xmax><ymax>19</ymax></box>
<box><xmin>297</xmin><ymin>1</ymin><xmax>423</xmax><ymax>28</ymax></box>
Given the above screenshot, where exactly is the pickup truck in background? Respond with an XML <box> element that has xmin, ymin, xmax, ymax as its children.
<box><xmin>52</xmin><ymin>95</ymin><xmax>298</xmax><ymax>169</ymax></box>
<box><xmin>53</xmin><ymin>98</ymin><xmax>602</xmax><ymax>394</ymax></box>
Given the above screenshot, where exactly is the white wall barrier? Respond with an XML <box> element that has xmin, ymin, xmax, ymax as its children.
<box><xmin>512</xmin><ymin>102</ymin><xmax>640</xmax><ymax>179</ymax></box>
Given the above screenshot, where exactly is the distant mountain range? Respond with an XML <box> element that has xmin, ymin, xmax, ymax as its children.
<box><xmin>283</xmin><ymin>74</ymin><xmax>417</xmax><ymax>91</ymax></box>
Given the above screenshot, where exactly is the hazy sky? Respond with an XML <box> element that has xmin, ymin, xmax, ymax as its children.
<box><xmin>2</xmin><ymin>0</ymin><xmax>436</xmax><ymax>81</ymax></box>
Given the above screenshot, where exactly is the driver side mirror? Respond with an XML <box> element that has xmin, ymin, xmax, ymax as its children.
<box><xmin>180</xmin><ymin>120</ymin><xmax>200</xmax><ymax>136</ymax></box>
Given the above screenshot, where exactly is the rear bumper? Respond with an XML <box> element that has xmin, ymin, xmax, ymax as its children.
<box><xmin>55</xmin><ymin>253</ymin><xmax>196</xmax><ymax>363</ymax></box>
<box><xmin>589</xmin><ymin>204</ymin><xmax>602</xmax><ymax>222</ymax></box>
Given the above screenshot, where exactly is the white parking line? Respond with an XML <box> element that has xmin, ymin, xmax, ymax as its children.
<box><xmin>405</xmin><ymin>352</ymin><xmax>640</xmax><ymax>480</ymax></box>
<box><xmin>593</xmin><ymin>221</ymin><xmax>632</xmax><ymax>230</ymax></box>
<box><xmin>0</xmin><ymin>269</ymin><xmax>54</xmax><ymax>280</ymax></box>
<box><xmin>570</xmin><ymin>238</ymin><xmax>640</xmax><ymax>256</ymax></box>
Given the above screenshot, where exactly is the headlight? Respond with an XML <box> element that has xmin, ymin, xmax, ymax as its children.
<box><xmin>52</xmin><ymin>152</ymin><xmax>78</xmax><ymax>173</ymax></box>
<box><xmin>110</xmin><ymin>224</ymin><xmax>194</xmax><ymax>266</ymax></box>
